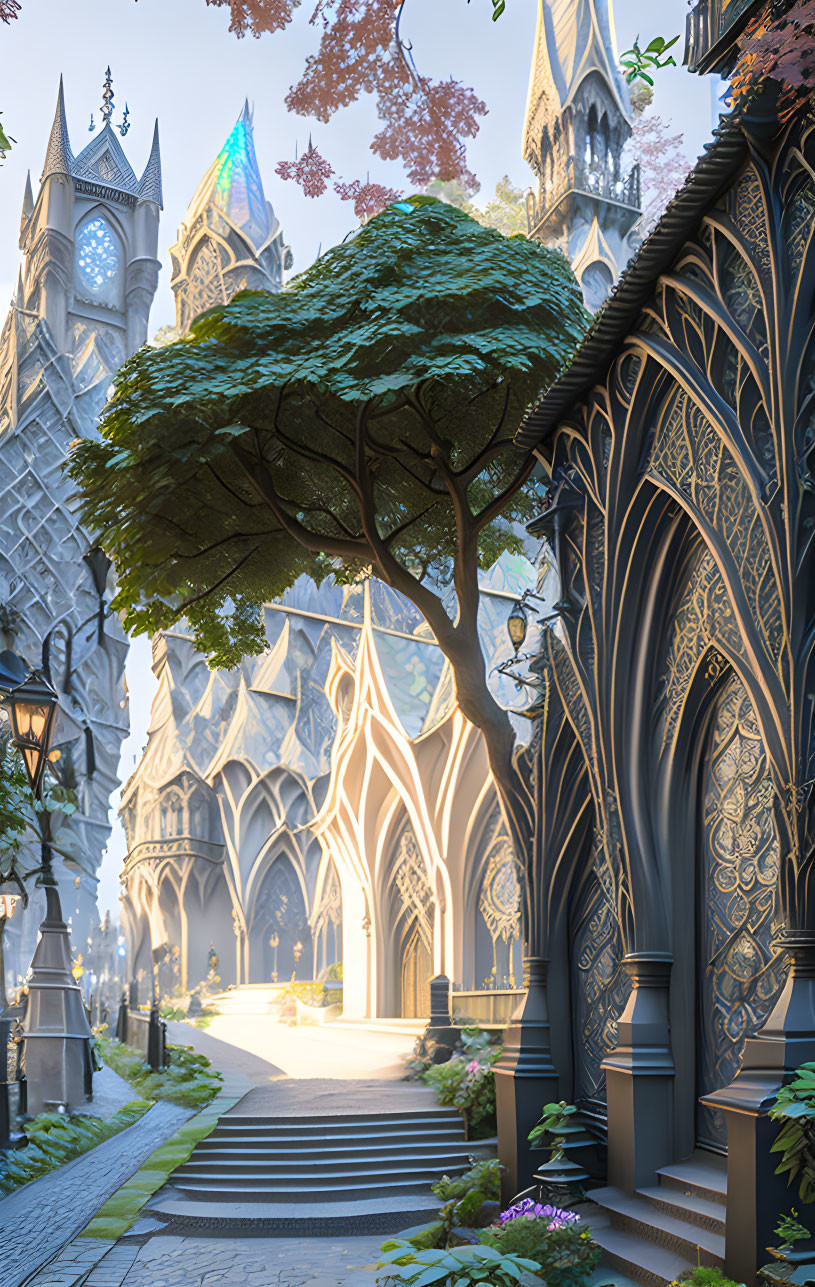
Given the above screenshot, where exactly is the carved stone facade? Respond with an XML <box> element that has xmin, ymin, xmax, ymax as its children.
<box><xmin>0</xmin><ymin>79</ymin><xmax>161</xmax><ymax>985</ymax></box>
<box><xmin>519</xmin><ymin>87</ymin><xmax>815</xmax><ymax>1276</ymax></box>
<box><xmin>169</xmin><ymin>103</ymin><xmax>292</xmax><ymax>333</ymax></box>
<box><xmin>523</xmin><ymin>0</ymin><xmax>641</xmax><ymax>310</ymax></box>
<box><xmin>121</xmin><ymin>564</ymin><xmax>536</xmax><ymax>1015</ymax></box>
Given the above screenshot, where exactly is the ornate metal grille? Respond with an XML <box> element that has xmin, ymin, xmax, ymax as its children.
<box><xmin>697</xmin><ymin>675</ymin><xmax>786</xmax><ymax>1149</ymax></box>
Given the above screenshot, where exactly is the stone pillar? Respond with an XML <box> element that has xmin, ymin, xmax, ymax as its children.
<box><xmin>23</xmin><ymin>890</ymin><xmax>93</xmax><ymax>1115</ymax></box>
<box><xmin>702</xmin><ymin>931</ymin><xmax>815</xmax><ymax>1286</ymax></box>
<box><xmin>425</xmin><ymin>974</ymin><xmax>458</xmax><ymax>1056</ymax></box>
<box><xmin>602</xmin><ymin>952</ymin><xmax>674</xmax><ymax>1192</ymax></box>
<box><xmin>494</xmin><ymin>956</ymin><xmax>560</xmax><ymax>1202</ymax></box>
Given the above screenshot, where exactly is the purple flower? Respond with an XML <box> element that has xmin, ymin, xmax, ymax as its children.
<box><xmin>466</xmin><ymin>1060</ymin><xmax>481</xmax><ymax>1074</ymax></box>
<box><xmin>498</xmin><ymin>1199</ymin><xmax>581</xmax><ymax>1229</ymax></box>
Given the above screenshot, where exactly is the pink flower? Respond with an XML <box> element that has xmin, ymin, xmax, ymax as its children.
<box><xmin>466</xmin><ymin>1060</ymin><xmax>481</xmax><ymax>1074</ymax></box>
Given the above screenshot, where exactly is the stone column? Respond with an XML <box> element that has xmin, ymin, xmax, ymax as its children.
<box><xmin>494</xmin><ymin>956</ymin><xmax>560</xmax><ymax>1202</ymax></box>
<box><xmin>602</xmin><ymin>952</ymin><xmax>675</xmax><ymax>1192</ymax></box>
<box><xmin>702</xmin><ymin>931</ymin><xmax>815</xmax><ymax>1286</ymax></box>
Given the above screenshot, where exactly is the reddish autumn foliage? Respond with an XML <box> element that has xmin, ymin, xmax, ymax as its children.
<box><xmin>629</xmin><ymin>110</ymin><xmax>690</xmax><ymax>233</ymax></box>
<box><xmin>732</xmin><ymin>0</ymin><xmax>815</xmax><ymax>119</ymax></box>
<box><xmin>276</xmin><ymin>139</ymin><xmax>335</xmax><ymax>197</ymax></box>
<box><xmin>204</xmin><ymin>0</ymin><xmax>298</xmax><ymax>36</ymax></box>
<box><xmin>285</xmin><ymin>0</ymin><xmax>486</xmax><ymax>187</ymax></box>
<box><xmin>334</xmin><ymin>177</ymin><xmax>401</xmax><ymax>220</ymax></box>
<box><xmin>0</xmin><ymin>0</ymin><xmax>21</xmax><ymax>20</ymax></box>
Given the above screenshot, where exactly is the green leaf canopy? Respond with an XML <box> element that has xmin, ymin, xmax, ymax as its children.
<box><xmin>69</xmin><ymin>195</ymin><xmax>588</xmax><ymax>667</ymax></box>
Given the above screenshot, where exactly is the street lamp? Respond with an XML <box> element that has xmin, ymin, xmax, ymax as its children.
<box><xmin>269</xmin><ymin>933</ymin><xmax>279</xmax><ymax>983</ymax></box>
<box><xmin>0</xmin><ymin>663</ymin><xmax>92</xmax><ymax>1115</ymax></box>
<box><xmin>507</xmin><ymin>602</ymin><xmax>528</xmax><ymax>654</ymax></box>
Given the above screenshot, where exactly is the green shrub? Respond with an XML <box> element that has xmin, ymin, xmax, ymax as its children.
<box><xmin>409</xmin><ymin>1157</ymin><xmax>503</xmax><ymax>1249</ymax></box>
<box><xmin>423</xmin><ymin>1030</ymin><xmax>501</xmax><ymax>1137</ymax></box>
<box><xmin>377</xmin><ymin>1239</ymin><xmax>543</xmax><ymax>1285</ymax></box>
<box><xmin>0</xmin><ymin>1100</ymin><xmax>150</xmax><ymax>1196</ymax></box>
<box><xmin>479</xmin><ymin>1217</ymin><xmax>601</xmax><ymax>1287</ymax></box>
<box><xmin>96</xmin><ymin>1035</ymin><xmax>221</xmax><ymax>1108</ymax></box>
<box><xmin>669</xmin><ymin>1270</ymin><xmax>746</xmax><ymax>1287</ymax></box>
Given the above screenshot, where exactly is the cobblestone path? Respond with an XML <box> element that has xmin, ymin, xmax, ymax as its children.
<box><xmin>26</xmin><ymin>1232</ymin><xmax>384</xmax><ymax>1287</ymax></box>
<box><xmin>117</xmin><ymin>1233</ymin><xmax>382</xmax><ymax>1287</ymax></box>
<box><xmin>1</xmin><ymin>1100</ymin><xmax>190</xmax><ymax>1287</ymax></box>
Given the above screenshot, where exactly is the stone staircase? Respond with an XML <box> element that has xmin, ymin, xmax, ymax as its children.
<box><xmin>165</xmin><ymin>1106</ymin><xmax>486</xmax><ymax>1229</ymax></box>
<box><xmin>587</xmin><ymin>1152</ymin><xmax>727</xmax><ymax>1287</ymax></box>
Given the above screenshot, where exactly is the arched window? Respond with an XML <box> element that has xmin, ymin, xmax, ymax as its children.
<box><xmin>75</xmin><ymin>216</ymin><xmax>122</xmax><ymax>307</ymax></box>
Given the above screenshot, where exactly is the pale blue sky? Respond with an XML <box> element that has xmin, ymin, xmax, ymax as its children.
<box><xmin>0</xmin><ymin>0</ymin><xmax>714</xmax><ymax>916</ymax></box>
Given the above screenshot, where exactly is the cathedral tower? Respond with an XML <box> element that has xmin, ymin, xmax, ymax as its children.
<box><xmin>523</xmin><ymin>0</ymin><xmax>641</xmax><ymax>311</ymax></box>
<box><xmin>0</xmin><ymin>77</ymin><xmax>162</xmax><ymax>977</ymax></box>
<box><xmin>169</xmin><ymin>101</ymin><xmax>292</xmax><ymax>332</ymax></box>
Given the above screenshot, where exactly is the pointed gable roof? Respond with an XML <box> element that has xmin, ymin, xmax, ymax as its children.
<box><xmin>137</xmin><ymin>119</ymin><xmax>163</xmax><ymax>207</ymax></box>
<box><xmin>524</xmin><ymin>0</ymin><xmax>630</xmax><ymax>155</ymax></box>
<box><xmin>184</xmin><ymin>100</ymin><xmax>273</xmax><ymax>249</ymax></box>
<box><xmin>72</xmin><ymin>122</ymin><xmax>139</xmax><ymax>197</ymax></box>
<box><xmin>42</xmin><ymin>75</ymin><xmax>74</xmax><ymax>181</ymax></box>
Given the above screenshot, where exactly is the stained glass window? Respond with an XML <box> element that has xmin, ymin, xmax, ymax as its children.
<box><xmin>75</xmin><ymin>216</ymin><xmax>121</xmax><ymax>306</ymax></box>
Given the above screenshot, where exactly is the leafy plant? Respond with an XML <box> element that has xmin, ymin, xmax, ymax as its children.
<box><xmin>412</xmin><ymin>1157</ymin><xmax>504</xmax><ymax>1249</ymax></box>
<box><xmin>479</xmin><ymin>1215</ymin><xmax>600</xmax><ymax>1287</ymax></box>
<box><xmin>377</xmin><ymin>1239</ymin><xmax>542</xmax><ymax>1286</ymax></box>
<box><xmin>96</xmin><ymin>1036</ymin><xmax>221</xmax><ymax>1109</ymax></box>
<box><xmin>769</xmin><ymin>1062</ymin><xmax>815</xmax><ymax>1202</ymax></box>
<box><xmin>423</xmin><ymin>1029</ymin><xmax>501</xmax><ymax>1137</ymax></box>
<box><xmin>619</xmin><ymin>34</ymin><xmax>680</xmax><ymax>85</ymax></box>
<box><xmin>775</xmin><ymin>1209</ymin><xmax>811</xmax><ymax>1247</ymax></box>
<box><xmin>527</xmin><ymin>1100</ymin><xmax>577</xmax><ymax>1155</ymax></box>
<box><xmin>0</xmin><ymin>1100</ymin><xmax>150</xmax><ymax>1197</ymax></box>
<box><xmin>669</xmin><ymin>1270</ymin><xmax>747</xmax><ymax>1287</ymax></box>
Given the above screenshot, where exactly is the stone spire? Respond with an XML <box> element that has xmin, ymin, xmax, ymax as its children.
<box><xmin>138</xmin><ymin>119</ymin><xmax>163</xmax><ymax>207</ymax></box>
<box><xmin>170</xmin><ymin>100</ymin><xmax>292</xmax><ymax>332</ymax></box>
<box><xmin>19</xmin><ymin>170</ymin><xmax>33</xmax><ymax>239</ymax></box>
<box><xmin>41</xmin><ymin>74</ymin><xmax>74</xmax><ymax>181</ymax></box>
<box><xmin>523</xmin><ymin>0</ymin><xmax>641</xmax><ymax>311</ymax></box>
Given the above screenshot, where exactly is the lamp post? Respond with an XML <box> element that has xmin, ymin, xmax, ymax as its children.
<box><xmin>292</xmin><ymin>939</ymin><xmax>303</xmax><ymax>982</ymax></box>
<box><xmin>269</xmin><ymin>933</ymin><xmax>279</xmax><ymax>983</ymax></box>
<box><xmin>0</xmin><ymin>666</ymin><xmax>93</xmax><ymax>1114</ymax></box>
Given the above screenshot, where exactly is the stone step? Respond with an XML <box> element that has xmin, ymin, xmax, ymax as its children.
<box><xmin>179</xmin><ymin>1147</ymin><xmax>473</xmax><ymax>1172</ymax></box>
<box><xmin>189</xmin><ymin>1144</ymin><xmax>472</xmax><ymax>1166</ymax></box>
<box><xmin>171</xmin><ymin>1166</ymin><xmax>469</xmax><ymax>1202</ymax></box>
<box><xmin>589</xmin><ymin>1187</ymin><xmax>725</xmax><ymax>1267</ymax></box>
<box><xmin>220</xmin><ymin>1110</ymin><xmax>461</xmax><ymax>1127</ymax></box>
<box><xmin>656</xmin><ymin>1154</ymin><xmax>727</xmax><ymax>1207</ymax></box>
<box><xmin>589</xmin><ymin>1223</ymin><xmax>702</xmax><ymax>1287</ymax></box>
<box><xmin>637</xmin><ymin>1184</ymin><xmax>726</xmax><ymax>1236</ymax></box>
<box><xmin>145</xmin><ymin>1188</ymin><xmax>443</xmax><ymax>1236</ymax></box>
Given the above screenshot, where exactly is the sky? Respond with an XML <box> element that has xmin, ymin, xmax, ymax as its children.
<box><xmin>0</xmin><ymin>0</ymin><xmax>716</xmax><ymax>918</ymax></box>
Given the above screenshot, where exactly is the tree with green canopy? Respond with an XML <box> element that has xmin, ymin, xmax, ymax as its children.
<box><xmin>69</xmin><ymin>194</ymin><xmax>588</xmax><ymax>863</ymax></box>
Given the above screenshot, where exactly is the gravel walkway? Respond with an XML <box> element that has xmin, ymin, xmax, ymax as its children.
<box><xmin>1</xmin><ymin>1099</ymin><xmax>190</xmax><ymax>1287</ymax></box>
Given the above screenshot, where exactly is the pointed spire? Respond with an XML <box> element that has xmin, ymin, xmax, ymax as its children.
<box><xmin>137</xmin><ymin>119</ymin><xmax>163</xmax><ymax>208</ymax></box>
<box><xmin>20</xmin><ymin>170</ymin><xmax>33</xmax><ymax>235</ymax></box>
<box><xmin>41</xmin><ymin>75</ymin><xmax>74</xmax><ymax>181</ymax></box>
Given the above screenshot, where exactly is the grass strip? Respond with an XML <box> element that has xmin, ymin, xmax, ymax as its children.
<box><xmin>81</xmin><ymin>1088</ymin><xmax>244</xmax><ymax>1240</ymax></box>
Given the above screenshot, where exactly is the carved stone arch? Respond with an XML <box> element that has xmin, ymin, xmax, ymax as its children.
<box><xmin>377</xmin><ymin>818</ymin><xmax>434</xmax><ymax>1018</ymax></box>
<box><xmin>248</xmin><ymin>849</ymin><xmax>312</xmax><ymax>982</ymax></box>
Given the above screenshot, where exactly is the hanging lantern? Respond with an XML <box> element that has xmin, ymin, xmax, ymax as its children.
<box><xmin>3</xmin><ymin>668</ymin><xmax>59</xmax><ymax>796</ymax></box>
<box><xmin>507</xmin><ymin>601</ymin><xmax>528</xmax><ymax>653</ymax></box>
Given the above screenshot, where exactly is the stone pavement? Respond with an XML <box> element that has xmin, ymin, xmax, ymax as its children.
<box><xmin>0</xmin><ymin>1100</ymin><xmax>190</xmax><ymax>1287</ymax></box>
<box><xmin>25</xmin><ymin>1233</ymin><xmax>384</xmax><ymax>1287</ymax></box>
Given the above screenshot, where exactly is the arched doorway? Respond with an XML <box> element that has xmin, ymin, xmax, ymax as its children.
<box><xmin>250</xmin><ymin>856</ymin><xmax>313</xmax><ymax>982</ymax></box>
<box><xmin>401</xmin><ymin>921</ymin><xmax>432</xmax><ymax>1018</ymax></box>
<box><xmin>382</xmin><ymin>825</ymin><xmax>434</xmax><ymax>1019</ymax></box>
<box><xmin>696</xmin><ymin>675</ymin><xmax>786</xmax><ymax>1150</ymax></box>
